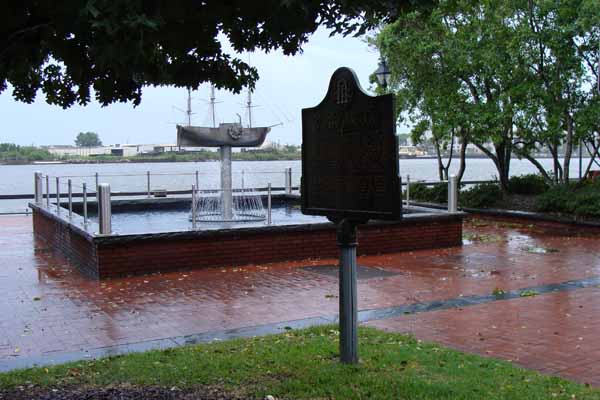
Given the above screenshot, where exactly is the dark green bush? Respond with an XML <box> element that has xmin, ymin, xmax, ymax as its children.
<box><xmin>535</xmin><ymin>181</ymin><xmax>600</xmax><ymax>217</ymax></box>
<box><xmin>508</xmin><ymin>174</ymin><xmax>549</xmax><ymax>195</ymax></box>
<box><xmin>407</xmin><ymin>182</ymin><xmax>448</xmax><ymax>204</ymax></box>
<box><xmin>460</xmin><ymin>182</ymin><xmax>502</xmax><ymax>208</ymax></box>
<box><xmin>534</xmin><ymin>184</ymin><xmax>574</xmax><ymax>214</ymax></box>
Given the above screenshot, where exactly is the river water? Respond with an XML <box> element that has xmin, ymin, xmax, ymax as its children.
<box><xmin>0</xmin><ymin>157</ymin><xmax>591</xmax><ymax>213</ymax></box>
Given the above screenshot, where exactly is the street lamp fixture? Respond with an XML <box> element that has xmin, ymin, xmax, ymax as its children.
<box><xmin>374</xmin><ymin>58</ymin><xmax>391</xmax><ymax>90</ymax></box>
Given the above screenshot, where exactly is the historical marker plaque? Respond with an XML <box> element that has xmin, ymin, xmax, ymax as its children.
<box><xmin>301</xmin><ymin>67</ymin><xmax>401</xmax><ymax>221</ymax></box>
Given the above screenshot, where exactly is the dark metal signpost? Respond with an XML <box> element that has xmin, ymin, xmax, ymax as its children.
<box><xmin>301</xmin><ymin>67</ymin><xmax>400</xmax><ymax>363</ymax></box>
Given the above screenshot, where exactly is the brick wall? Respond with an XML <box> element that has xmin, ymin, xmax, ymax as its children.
<box><xmin>95</xmin><ymin>219</ymin><xmax>462</xmax><ymax>278</ymax></box>
<box><xmin>33</xmin><ymin>210</ymin><xmax>99</xmax><ymax>278</ymax></box>
<box><xmin>33</xmin><ymin>208</ymin><xmax>462</xmax><ymax>279</ymax></box>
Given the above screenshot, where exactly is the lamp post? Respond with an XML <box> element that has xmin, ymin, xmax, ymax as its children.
<box><xmin>374</xmin><ymin>58</ymin><xmax>392</xmax><ymax>91</ymax></box>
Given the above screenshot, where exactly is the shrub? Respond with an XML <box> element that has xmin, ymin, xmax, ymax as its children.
<box><xmin>407</xmin><ymin>182</ymin><xmax>448</xmax><ymax>204</ymax></box>
<box><xmin>535</xmin><ymin>181</ymin><xmax>600</xmax><ymax>217</ymax></box>
<box><xmin>534</xmin><ymin>184</ymin><xmax>574</xmax><ymax>214</ymax></box>
<box><xmin>508</xmin><ymin>174</ymin><xmax>549</xmax><ymax>195</ymax></box>
<box><xmin>460</xmin><ymin>182</ymin><xmax>502</xmax><ymax>208</ymax></box>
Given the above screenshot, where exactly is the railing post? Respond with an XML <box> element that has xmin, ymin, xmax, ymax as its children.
<box><xmin>267</xmin><ymin>183</ymin><xmax>272</xmax><ymax>225</ymax></box>
<box><xmin>82</xmin><ymin>183</ymin><xmax>88</xmax><ymax>225</ymax></box>
<box><xmin>95</xmin><ymin>172</ymin><xmax>99</xmax><ymax>199</ymax></box>
<box><xmin>34</xmin><ymin>172</ymin><xmax>43</xmax><ymax>204</ymax></box>
<box><xmin>448</xmin><ymin>174</ymin><xmax>458</xmax><ymax>213</ymax></box>
<box><xmin>46</xmin><ymin>175</ymin><xmax>50</xmax><ymax>207</ymax></box>
<box><xmin>285</xmin><ymin>167</ymin><xmax>292</xmax><ymax>195</ymax></box>
<box><xmin>195</xmin><ymin>170</ymin><xmax>199</xmax><ymax>192</ymax></box>
<box><xmin>406</xmin><ymin>174</ymin><xmax>410</xmax><ymax>207</ymax></box>
<box><xmin>55</xmin><ymin>177</ymin><xmax>61</xmax><ymax>213</ymax></box>
<box><xmin>191</xmin><ymin>184</ymin><xmax>197</xmax><ymax>229</ymax></box>
<box><xmin>98</xmin><ymin>183</ymin><xmax>112</xmax><ymax>235</ymax></box>
<box><xmin>147</xmin><ymin>170</ymin><xmax>151</xmax><ymax>198</ymax></box>
<box><xmin>67</xmin><ymin>179</ymin><xmax>73</xmax><ymax>218</ymax></box>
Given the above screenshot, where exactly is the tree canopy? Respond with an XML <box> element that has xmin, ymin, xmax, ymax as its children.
<box><xmin>376</xmin><ymin>0</ymin><xmax>600</xmax><ymax>189</ymax></box>
<box><xmin>75</xmin><ymin>131</ymin><xmax>102</xmax><ymax>147</ymax></box>
<box><xmin>1</xmin><ymin>0</ymin><xmax>432</xmax><ymax>108</ymax></box>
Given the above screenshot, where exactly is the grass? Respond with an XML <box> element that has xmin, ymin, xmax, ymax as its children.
<box><xmin>1</xmin><ymin>326</ymin><xmax>599</xmax><ymax>399</ymax></box>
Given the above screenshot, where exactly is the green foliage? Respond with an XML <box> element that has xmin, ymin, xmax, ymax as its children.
<box><xmin>0</xmin><ymin>143</ymin><xmax>55</xmax><ymax>162</ymax></box>
<box><xmin>408</xmin><ymin>182</ymin><xmax>448</xmax><ymax>204</ymax></box>
<box><xmin>508</xmin><ymin>174</ymin><xmax>549</xmax><ymax>195</ymax></box>
<box><xmin>535</xmin><ymin>184</ymin><xmax>579</xmax><ymax>214</ymax></box>
<box><xmin>1</xmin><ymin>326</ymin><xmax>598</xmax><ymax>399</ymax></box>
<box><xmin>75</xmin><ymin>132</ymin><xmax>102</xmax><ymax>147</ymax></box>
<box><xmin>460</xmin><ymin>183</ymin><xmax>502</xmax><ymax>209</ymax></box>
<box><xmin>1</xmin><ymin>1</ymin><xmax>426</xmax><ymax>107</ymax></box>
<box><xmin>535</xmin><ymin>182</ymin><xmax>600</xmax><ymax>218</ymax></box>
<box><xmin>376</xmin><ymin>0</ymin><xmax>600</xmax><ymax>188</ymax></box>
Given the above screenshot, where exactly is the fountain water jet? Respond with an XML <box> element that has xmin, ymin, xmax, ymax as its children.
<box><xmin>177</xmin><ymin>121</ymin><xmax>271</xmax><ymax>222</ymax></box>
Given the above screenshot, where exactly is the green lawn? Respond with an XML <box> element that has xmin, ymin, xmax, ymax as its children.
<box><xmin>1</xmin><ymin>326</ymin><xmax>598</xmax><ymax>399</ymax></box>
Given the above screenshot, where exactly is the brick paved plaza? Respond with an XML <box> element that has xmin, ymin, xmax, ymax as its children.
<box><xmin>2</xmin><ymin>214</ymin><xmax>600</xmax><ymax>385</ymax></box>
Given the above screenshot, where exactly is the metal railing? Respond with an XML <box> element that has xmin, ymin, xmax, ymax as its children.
<box><xmin>30</xmin><ymin>171</ymin><xmax>278</xmax><ymax>234</ymax></box>
<box><xmin>15</xmin><ymin>169</ymin><xmax>467</xmax><ymax>219</ymax></box>
<box><xmin>6</xmin><ymin>168</ymin><xmax>298</xmax><ymax>201</ymax></box>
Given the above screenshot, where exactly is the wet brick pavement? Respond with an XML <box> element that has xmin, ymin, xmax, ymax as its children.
<box><xmin>2</xmin><ymin>215</ymin><xmax>600</xmax><ymax>385</ymax></box>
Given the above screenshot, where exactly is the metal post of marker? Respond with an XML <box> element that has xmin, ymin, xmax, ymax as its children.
<box><xmin>82</xmin><ymin>183</ymin><xmax>88</xmax><ymax>225</ymax></box>
<box><xmin>267</xmin><ymin>183</ymin><xmax>272</xmax><ymax>225</ymax></box>
<box><xmin>98</xmin><ymin>183</ymin><xmax>112</xmax><ymax>235</ymax></box>
<box><xmin>337</xmin><ymin>219</ymin><xmax>359</xmax><ymax>364</ymax></box>
<box><xmin>95</xmin><ymin>172</ymin><xmax>99</xmax><ymax>199</ymax></box>
<box><xmin>195</xmin><ymin>170</ymin><xmax>199</xmax><ymax>192</ymax></box>
<box><xmin>67</xmin><ymin>179</ymin><xmax>73</xmax><ymax>218</ymax></box>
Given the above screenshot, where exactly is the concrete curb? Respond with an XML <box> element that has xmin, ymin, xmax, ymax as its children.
<box><xmin>410</xmin><ymin>201</ymin><xmax>600</xmax><ymax>228</ymax></box>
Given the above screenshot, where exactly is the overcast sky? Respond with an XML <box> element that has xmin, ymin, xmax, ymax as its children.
<box><xmin>0</xmin><ymin>28</ymin><xmax>407</xmax><ymax>147</ymax></box>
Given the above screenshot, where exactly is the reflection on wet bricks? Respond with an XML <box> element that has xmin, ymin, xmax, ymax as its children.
<box><xmin>301</xmin><ymin>264</ymin><xmax>401</xmax><ymax>280</ymax></box>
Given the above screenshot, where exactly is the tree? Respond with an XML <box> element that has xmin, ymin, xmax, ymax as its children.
<box><xmin>512</xmin><ymin>0</ymin><xmax>600</xmax><ymax>184</ymax></box>
<box><xmin>75</xmin><ymin>132</ymin><xmax>102</xmax><ymax>147</ymax></box>
<box><xmin>1</xmin><ymin>1</ymin><xmax>432</xmax><ymax>108</ymax></box>
<box><xmin>376</xmin><ymin>0</ymin><xmax>599</xmax><ymax>190</ymax></box>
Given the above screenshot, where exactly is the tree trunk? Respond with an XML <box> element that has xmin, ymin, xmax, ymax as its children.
<box><xmin>548</xmin><ymin>143</ymin><xmax>561</xmax><ymax>183</ymax></box>
<box><xmin>495</xmin><ymin>141</ymin><xmax>511</xmax><ymax>193</ymax></box>
<box><xmin>457</xmin><ymin>139</ymin><xmax>468</xmax><ymax>183</ymax></box>
<box><xmin>473</xmin><ymin>141</ymin><xmax>508</xmax><ymax>191</ymax></box>
<box><xmin>521</xmin><ymin>152</ymin><xmax>553</xmax><ymax>183</ymax></box>
<box><xmin>563</xmin><ymin>113</ymin><xmax>574</xmax><ymax>183</ymax></box>
<box><xmin>434</xmin><ymin>138</ymin><xmax>444</xmax><ymax>181</ymax></box>
<box><xmin>584</xmin><ymin>139</ymin><xmax>600</xmax><ymax>178</ymax></box>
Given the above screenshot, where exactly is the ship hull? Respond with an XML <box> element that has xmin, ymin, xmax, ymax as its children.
<box><xmin>177</xmin><ymin>124</ymin><xmax>270</xmax><ymax>147</ymax></box>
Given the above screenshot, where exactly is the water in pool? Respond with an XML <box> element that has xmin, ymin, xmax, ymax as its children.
<box><xmin>90</xmin><ymin>204</ymin><xmax>328</xmax><ymax>235</ymax></box>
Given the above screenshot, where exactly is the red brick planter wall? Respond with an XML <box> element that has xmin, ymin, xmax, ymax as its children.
<box><xmin>32</xmin><ymin>206</ymin><xmax>463</xmax><ymax>279</ymax></box>
<box><xmin>32</xmin><ymin>211</ymin><xmax>99</xmax><ymax>277</ymax></box>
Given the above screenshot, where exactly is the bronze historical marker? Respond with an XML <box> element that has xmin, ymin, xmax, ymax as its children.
<box><xmin>301</xmin><ymin>67</ymin><xmax>401</xmax><ymax>221</ymax></box>
<box><xmin>301</xmin><ymin>67</ymin><xmax>401</xmax><ymax>365</ymax></box>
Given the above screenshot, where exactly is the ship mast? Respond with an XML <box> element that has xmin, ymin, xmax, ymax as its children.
<box><xmin>186</xmin><ymin>88</ymin><xmax>192</xmax><ymax>126</ymax></box>
<box><xmin>210</xmin><ymin>85</ymin><xmax>217</xmax><ymax>128</ymax></box>
<box><xmin>246</xmin><ymin>90</ymin><xmax>253</xmax><ymax>128</ymax></box>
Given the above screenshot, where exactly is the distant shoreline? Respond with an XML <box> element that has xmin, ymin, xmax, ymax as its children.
<box><xmin>0</xmin><ymin>155</ymin><xmax>572</xmax><ymax>166</ymax></box>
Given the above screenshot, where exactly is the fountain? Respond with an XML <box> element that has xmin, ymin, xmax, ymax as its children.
<box><xmin>177</xmin><ymin>121</ymin><xmax>270</xmax><ymax>222</ymax></box>
<box><xmin>29</xmin><ymin>86</ymin><xmax>464</xmax><ymax>279</ymax></box>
